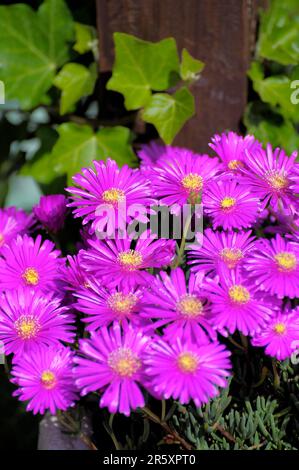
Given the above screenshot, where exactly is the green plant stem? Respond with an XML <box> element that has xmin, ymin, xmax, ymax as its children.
<box><xmin>161</xmin><ymin>400</ymin><xmax>166</xmax><ymax>422</ymax></box>
<box><xmin>227</xmin><ymin>335</ymin><xmax>246</xmax><ymax>351</ymax></box>
<box><xmin>108</xmin><ymin>413</ymin><xmax>122</xmax><ymax>450</ymax></box>
<box><xmin>239</xmin><ymin>332</ymin><xmax>249</xmax><ymax>351</ymax></box>
<box><xmin>272</xmin><ymin>359</ymin><xmax>280</xmax><ymax>390</ymax></box>
<box><xmin>172</xmin><ymin>211</ymin><xmax>193</xmax><ymax>269</ymax></box>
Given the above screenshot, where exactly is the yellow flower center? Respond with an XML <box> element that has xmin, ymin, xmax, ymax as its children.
<box><xmin>228</xmin><ymin>160</ymin><xmax>243</xmax><ymax>170</ymax></box>
<box><xmin>229</xmin><ymin>285</ymin><xmax>250</xmax><ymax>304</ymax></box>
<box><xmin>0</xmin><ymin>233</ymin><xmax>4</xmax><ymax>247</ymax></box>
<box><xmin>41</xmin><ymin>370</ymin><xmax>57</xmax><ymax>390</ymax></box>
<box><xmin>108</xmin><ymin>292</ymin><xmax>138</xmax><ymax>315</ymax></box>
<box><xmin>220</xmin><ymin>248</ymin><xmax>243</xmax><ymax>269</ymax></box>
<box><xmin>177</xmin><ymin>294</ymin><xmax>203</xmax><ymax>318</ymax></box>
<box><xmin>221</xmin><ymin>197</ymin><xmax>236</xmax><ymax>210</ymax></box>
<box><xmin>177</xmin><ymin>352</ymin><xmax>198</xmax><ymax>373</ymax></box>
<box><xmin>22</xmin><ymin>267</ymin><xmax>39</xmax><ymax>286</ymax></box>
<box><xmin>273</xmin><ymin>322</ymin><xmax>287</xmax><ymax>335</ymax></box>
<box><xmin>266</xmin><ymin>172</ymin><xmax>288</xmax><ymax>191</ymax></box>
<box><xmin>118</xmin><ymin>249</ymin><xmax>143</xmax><ymax>271</ymax></box>
<box><xmin>108</xmin><ymin>348</ymin><xmax>141</xmax><ymax>377</ymax></box>
<box><xmin>102</xmin><ymin>188</ymin><xmax>125</xmax><ymax>205</ymax></box>
<box><xmin>15</xmin><ymin>315</ymin><xmax>40</xmax><ymax>340</ymax></box>
<box><xmin>181</xmin><ymin>173</ymin><xmax>203</xmax><ymax>192</ymax></box>
<box><xmin>275</xmin><ymin>252</ymin><xmax>297</xmax><ymax>272</ymax></box>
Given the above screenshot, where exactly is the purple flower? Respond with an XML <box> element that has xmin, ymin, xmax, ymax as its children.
<box><xmin>11</xmin><ymin>346</ymin><xmax>77</xmax><ymax>414</ymax></box>
<box><xmin>209</xmin><ymin>131</ymin><xmax>261</xmax><ymax>171</ymax></box>
<box><xmin>62</xmin><ymin>254</ymin><xmax>93</xmax><ymax>292</ymax></box>
<box><xmin>67</xmin><ymin>159</ymin><xmax>155</xmax><ymax>232</ymax></box>
<box><xmin>138</xmin><ymin>142</ymin><xmax>167</xmax><ymax>170</ymax></box>
<box><xmin>150</xmin><ymin>148</ymin><xmax>220</xmax><ymax>206</ymax></box>
<box><xmin>0</xmin><ymin>207</ymin><xmax>33</xmax><ymax>251</ymax></box>
<box><xmin>245</xmin><ymin>234</ymin><xmax>299</xmax><ymax>299</ymax></box>
<box><xmin>74</xmin><ymin>278</ymin><xmax>148</xmax><ymax>330</ymax></box>
<box><xmin>188</xmin><ymin>229</ymin><xmax>256</xmax><ymax>275</ymax></box>
<box><xmin>74</xmin><ymin>323</ymin><xmax>149</xmax><ymax>416</ymax></box>
<box><xmin>81</xmin><ymin>232</ymin><xmax>175</xmax><ymax>288</ymax></box>
<box><xmin>0</xmin><ymin>288</ymin><xmax>75</xmax><ymax>357</ymax></box>
<box><xmin>0</xmin><ymin>234</ymin><xmax>64</xmax><ymax>293</ymax></box>
<box><xmin>142</xmin><ymin>268</ymin><xmax>216</xmax><ymax>342</ymax></box>
<box><xmin>34</xmin><ymin>194</ymin><xmax>67</xmax><ymax>233</ymax></box>
<box><xmin>241</xmin><ymin>144</ymin><xmax>299</xmax><ymax>213</ymax></box>
<box><xmin>203</xmin><ymin>270</ymin><xmax>277</xmax><ymax>336</ymax></box>
<box><xmin>251</xmin><ymin>306</ymin><xmax>299</xmax><ymax>360</ymax></box>
<box><xmin>203</xmin><ymin>178</ymin><xmax>260</xmax><ymax>230</ymax></box>
<box><xmin>144</xmin><ymin>336</ymin><xmax>231</xmax><ymax>407</ymax></box>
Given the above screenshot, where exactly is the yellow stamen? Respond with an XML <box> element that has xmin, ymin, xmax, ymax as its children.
<box><xmin>22</xmin><ymin>267</ymin><xmax>39</xmax><ymax>286</ymax></box>
<box><xmin>221</xmin><ymin>197</ymin><xmax>236</xmax><ymax>210</ymax></box>
<box><xmin>177</xmin><ymin>294</ymin><xmax>203</xmax><ymax>318</ymax></box>
<box><xmin>266</xmin><ymin>172</ymin><xmax>288</xmax><ymax>191</ymax></box>
<box><xmin>108</xmin><ymin>292</ymin><xmax>138</xmax><ymax>315</ymax></box>
<box><xmin>181</xmin><ymin>173</ymin><xmax>203</xmax><ymax>192</ymax></box>
<box><xmin>0</xmin><ymin>233</ymin><xmax>4</xmax><ymax>247</ymax></box>
<box><xmin>221</xmin><ymin>248</ymin><xmax>243</xmax><ymax>269</ymax></box>
<box><xmin>15</xmin><ymin>315</ymin><xmax>40</xmax><ymax>340</ymax></box>
<box><xmin>108</xmin><ymin>348</ymin><xmax>141</xmax><ymax>377</ymax></box>
<box><xmin>228</xmin><ymin>160</ymin><xmax>244</xmax><ymax>170</ymax></box>
<box><xmin>102</xmin><ymin>188</ymin><xmax>125</xmax><ymax>205</ymax></box>
<box><xmin>118</xmin><ymin>249</ymin><xmax>143</xmax><ymax>271</ymax></box>
<box><xmin>41</xmin><ymin>370</ymin><xmax>57</xmax><ymax>390</ymax></box>
<box><xmin>229</xmin><ymin>285</ymin><xmax>250</xmax><ymax>304</ymax></box>
<box><xmin>177</xmin><ymin>352</ymin><xmax>198</xmax><ymax>373</ymax></box>
<box><xmin>273</xmin><ymin>322</ymin><xmax>287</xmax><ymax>335</ymax></box>
<box><xmin>275</xmin><ymin>252</ymin><xmax>297</xmax><ymax>272</ymax></box>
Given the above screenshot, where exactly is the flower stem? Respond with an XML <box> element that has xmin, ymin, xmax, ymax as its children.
<box><xmin>272</xmin><ymin>359</ymin><xmax>280</xmax><ymax>390</ymax></box>
<box><xmin>172</xmin><ymin>211</ymin><xmax>193</xmax><ymax>269</ymax></box>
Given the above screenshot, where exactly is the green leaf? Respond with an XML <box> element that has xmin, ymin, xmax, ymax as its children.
<box><xmin>73</xmin><ymin>22</ymin><xmax>97</xmax><ymax>55</ymax></box>
<box><xmin>21</xmin><ymin>152</ymin><xmax>58</xmax><ymax>185</ymax></box>
<box><xmin>53</xmin><ymin>63</ymin><xmax>97</xmax><ymax>114</ymax></box>
<box><xmin>107</xmin><ymin>33</ymin><xmax>180</xmax><ymax>110</ymax></box>
<box><xmin>257</xmin><ymin>0</ymin><xmax>299</xmax><ymax>65</ymax></box>
<box><xmin>5</xmin><ymin>174</ymin><xmax>42</xmax><ymax>211</ymax></box>
<box><xmin>180</xmin><ymin>48</ymin><xmax>204</xmax><ymax>81</ymax></box>
<box><xmin>0</xmin><ymin>0</ymin><xmax>74</xmax><ymax>110</ymax></box>
<box><xmin>142</xmin><ymin>87</ymin><xmax>195</xmax><ymax>144</ymax></box>
<box><xmin>97</xmin><ymin>126</ymin><xmax>137</xmax><ymax>166</ymax></box>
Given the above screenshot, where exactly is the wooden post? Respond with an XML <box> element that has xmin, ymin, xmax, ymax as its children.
<box><xmin>96</xmin><ymin>0</ymin><xmax>265</xmax><ymax>152</ymax></box>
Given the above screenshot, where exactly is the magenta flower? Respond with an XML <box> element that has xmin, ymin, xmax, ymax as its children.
<box><xmin>150</xmin><ymin>148</ymin><xmax>220</xmax><ymax>206</ymax></box>
<box><xmin>245</xmin><ymin>234</ymin><xmax>299</xmax><ymax>299</ymax></box>
<box><xmin>0</xmin><ymin>207</ymin><xmax>33</xmax><ymax>251</ymax></box>
<box><xmin>66</xmin><ymin>159</ymin><xmax>155</xmax><ymax>232</ymax></box>
<box><xmin>0</xmin><ymin>234</ymin><xmax>63</xmax><ymax>293</ymax></box>
<box><xmin>251</xmin><ymin>307</ymin><xmax>299</xmax><ymax>360</ymax></box>
<box><xmin>0</xmin><ymin>288</ymin><xmax>75</xmax><ymax>357</ymax></box>
<box><xmin>203</xmin><ymin>270</ymin><xmax>277</xmax><ymax>336</ymax></box>
<box><xmin>209</xmin><ymin>131</ymin><xmax>261</xmax><ymax>172</ymax></box>
<box><xmin>81</xmin><ymin>233</ymin><xmax>175</xmax><ymax>288</ymax></box>
<box><xmin>144</xmin><ymin>336</ymin><xmax>231</xmax><ymax>407</ymax></box>
<box><xmin>188</xmin><ymin>229</ymin><xmax>256</xmax><ymax>275</ymax></box>
<box><xmin>34</xmin><ymin>194</ymin><xmax>67</xmax><ymax>233</ymax></box>
<box><xmin>138</xmin><ymin>142</ymin><xmax>167</xmax><ymax>169</ymax></box>
<box><xmin>74</xmin><ymin>323</ymin><xmax>149</xmax><ymax>416</ymax></box>
<box><xmin>241</xmin><ymin>144</ymin><xmax>299</xmax><ymax>213</ymax></box>
<box><xmin>203</xmin><ymin>178</ymin><xmax>260</xmax><ymax>230</ymax></box>
<box><xmin>62</xmin><ymin>254</ymin><xmax>93</xmax><ymax>292</ymax></box>
<box><xmin>142</xmin><ymin>268</ymin><xmax>216</xmax><ymax>342</ymax></box>
<box><xmin>75</xmin><ymin>279</ymin><xmax>148</xmax><ymax>330</ymax></box>
<box><xmin>11</xmin><ymin>346</ymin><xmax>77</xmax><ymax>414</ymax></box>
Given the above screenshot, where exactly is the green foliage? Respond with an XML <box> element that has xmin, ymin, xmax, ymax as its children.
<box><xmin>73</xmin><ymin>22</ymin><xmax>97</xmax><ymax>55</ymax></box>
<box><xmin>180</xmin><ymin>48</ymin><xmax>204</xmax><ymax>82</ymax></box>
<box><xmin>245</xmin><ymin>0</ymin><xmax>299</xmax><ymax>153</ymax></box>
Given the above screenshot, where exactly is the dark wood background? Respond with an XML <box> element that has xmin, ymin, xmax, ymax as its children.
<box><xmin>96</xmin><ymin>0</ymin><xmax>267</xmax><ymax>152</ymax></box>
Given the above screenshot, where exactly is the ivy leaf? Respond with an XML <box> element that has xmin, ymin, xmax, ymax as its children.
<box><xmin>73</xmin><ymin>22</ymin><xmax>97</xmax><ymax>55</ymax></box>
<box><xmin>180</xmin><ymin>48</ymin><xmax>204</xmax><ymax>81</ymax></box>
<box><xmin>142</xmin><ymin>87</ymin><xmax>195</xmax><ymax>144</ymax></box>
<box><xmin>0</xmin><ymin>0</ymin><xmax>74</xmax><ymax>110</ymax></box>
<box><xmin>107</xmin><ymin>33</ymin><xmax>180</xmax><ymax>110</ymax></box>
<box><xmin>53</xmin><ymin>63</ymin><xmax>97</xmax><ymax>114</ymax></box>
<box><xmin>97</xmin><ymin>126</ymin><xmax>137</xmax><ymax>166</ymax></box>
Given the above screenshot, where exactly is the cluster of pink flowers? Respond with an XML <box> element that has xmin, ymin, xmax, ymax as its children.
<box><xmin>1</xmin><ymin>131</ymin><xmax>299</xmax><ymax>417</ymax></box>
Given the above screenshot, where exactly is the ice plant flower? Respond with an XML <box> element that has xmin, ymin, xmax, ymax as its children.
<box><xmin>203</xmin><ymin>178</ymin><xmax>260</xmax><ymax>230</ymax></box>
<box><xmin>62</xmin><ymin>254</ymin><xmax>93</xmax><ymax>292</ymax></box>
<box><xmin>209</xmin><ymin>131</ymin><xmax>261</xmax><ymax>171</ymax></box>
<box><xmin>10</xmin><ymin>346</ymin><xmax>77</xmax><ymax>414</ymax></box>
<box><xmin>150</xmin><ymin>148</ymin><xmax>220</xmax><ymax>206</ymax></box>
<box><xmin>188</xmin><ymin>229</ymin><xmax>256</xmax><ymax>275</ymax></box>
<box><xmin>251</xmin><ymin>307</ymin><xmax>299</xmax><ymax>360</ymax></box>
<box><xmin>203</xmin><ymin>270</ymin><xmax>277</xmax><ymax>335</ymax></box>
<box><xmin>0</xmin><ymin>207</ymin><xmax>33</xmax><ymax>251</ymax></box>
<box><xmin>138</xmin><ymin>142</ymin><xmax>167</xmax><ymax>170</ymax></box>
<box><xmin>74</xmin><ymin>279</ymin><xmax>147</xmax><ymax>330</ymax></box>
<box><xmin>81</xmin><ymin>232</ymin><xmax>175</xmax><ymax>288</ymax></box>
<box><xmin>144</xmin><ymin>336</ymin><xmax>231</xmax><ymax>407</ymax></box>
<box><xmin>142</xmin><ymin>268</ymin><xmax>216</xmax><ymax>342</ymax></box>
<box><xmin>67</xmin><ymin>159</ymin><xmax>155</xmax><ymax>233</ymax></box>
<box><xmin>241</xmin><ymin>144</ymin><xmax>299</xmax><ymax>213</ymax></box>
<box><xmin>0</xmin><ymin>288</ymin><xmax>75</xmax><ymax>356</ymax></box>
<box><xmin>0</xmin><ymin>234</ymin><xmax>63</xmax><ymax>293</ymax></box>
<box><xmin>34</xmin><ymin>194</ymin><xmax>67</xmax><ymax>233</ymax></box>
<box><xmin>74</xmin><ymin>323</ymin><xmax>149</xmax><ymax>416</ymax></box>
<box><xmin>245</xmin><ymin>234</ymin><xmax>299</xmax><ymax>299</ymax></box>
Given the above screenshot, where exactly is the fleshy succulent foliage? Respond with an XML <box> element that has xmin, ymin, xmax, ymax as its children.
<box><xmin>1</xmin><ymin>130</ymin><xmax>299</xmax><ymax>450</ymax></box>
